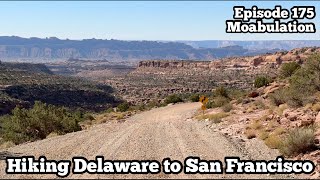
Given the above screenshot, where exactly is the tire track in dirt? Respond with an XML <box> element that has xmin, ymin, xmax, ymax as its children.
<box><xmin>0</xmin><ymin>103</ymin><xmax>294</xmax><ymax>179</ymax></box>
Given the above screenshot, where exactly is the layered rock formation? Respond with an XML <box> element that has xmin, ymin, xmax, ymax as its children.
<box><xmin>137</xmin><ymin>47</ymin><xmax>320</xmax><ymax>71</ymax></box>
<box><xmin>110</xmin><ymin>47</ymin><xmax>320</xmax><ymax>104</ymax></box>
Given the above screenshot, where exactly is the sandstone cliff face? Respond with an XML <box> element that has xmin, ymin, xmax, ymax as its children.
<box><xmin>137</xmin><ymin>47</ymin><xmax>320</xmax><ymax>71</ymax></box>
<box><xmin>124</xmin><ymin>47</ymin><xmax>319</xmax><ymax>104</ymax></box>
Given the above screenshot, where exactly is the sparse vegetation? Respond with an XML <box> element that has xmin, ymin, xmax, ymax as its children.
<box><xmin>269</xmin><ymin>54</ymin><xmax>320</xmax><ymax>108</ymax></box>
<box><xmin>279</xmin><ymin>126</ymin><xmax>316</xmax><ymax>156</ymax></box>
<box><xmin>265</xmin><ymin>134</ymin><xmax>282</xmax><ymax>149</ymax></box>
<box><xmin>279</xmin><ymin>62</ymin><xmax>301</xmax><ymax>78</ymax></box>
<box><xmin>117</xmin><ymin>102</ymin><xmax>130</xmax><ymax>112</ymax></box>
<box><xmin>213</xmin><ymin>96</ymin><xmax>230</xmax><ymax>107</ymax></box>
<box><xmin>258</xmin><ymin>130</ymin><xmax>269</xmax><ymax>140</ymax></box>
<box><xmin>165</xmin><ymin>94</ymin><xmax>183</xmax><ymax>104</ymax></box>
<box><xmin>189</xmin><ymin>94</ymin><xmax>200</xmax><ymax>102</ymax></box>
<box><xmin>222</xmin><ymin>103</ymin><xmax>233</xmax><ymax>112</ymax></box>
<box><xmin>311</xmin><ymin>103</ymin><xmax>320</xmax><ymax>112</ymax></box>
<box><xmin>269</xmin><ymin>88</ymin><xmax>287</xmax><ymax>106</ymax></box>
<box><xmin>0</xmin><ymin>101</ymin><xmax>84</xmax><ymax>144</ymax></box>
<box><xmin>214</xmin><ymin>86</ymin><xmax>228</xmax><ymax>98</ymax></box>
<box><xmin>249</xmin><ymin>120</ymin><xmax>263</xmax><ymax>130</ymax></box>
<box><xmin>254</xmin><ymin>76</ymin><xmax>272</xmax><ymax>88</ymax></box>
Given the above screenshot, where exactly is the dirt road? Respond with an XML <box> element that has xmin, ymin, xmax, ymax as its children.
<box><xmin>0</xmin><ymin>103</ymin><xmax>294</xmax><ymax>179</ymax></box>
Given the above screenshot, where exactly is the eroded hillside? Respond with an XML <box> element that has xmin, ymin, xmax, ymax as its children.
<box><xmin>105</xmin><ymin>47</ymin><xmax>319</xmax><ymax>104</ymax></box>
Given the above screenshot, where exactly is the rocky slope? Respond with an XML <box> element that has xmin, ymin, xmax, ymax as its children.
<box><xmin>136</xmin><ymin>47</ymin><xmax>319</xmax><ymax>71</ymax></box>
<box><xmin>105</xmin><ymin>47</ymin><xmax>318</xmax><ymax>104</ymax></box>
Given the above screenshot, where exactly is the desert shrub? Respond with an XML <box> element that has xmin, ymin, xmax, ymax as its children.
<box><xmin>229</xmin><ymin>89</ymin><xmax>247</xmax><ymax>100</ymax></box>
<box><xmin>270</xmin><ymin>87</ymin><xmax>309</xmax><ymax>108</ymax></box>
<box><xmin>0</xmin><ymin>101</ymin><xmax>82</xmax><ymax>144</ymax></box>
<box><xmin>117</xmin><ymin>102</ymin><xmax>130</xmax><ymax>112</ymax></box>
<box><xmin>269</xmin><ymin>88</ymin><xmax>288</xmax><ymax>106</ymax></box>
<box><xmin>289</xmin><ymin>54</ymin><xmax>320</xmax><ymax>94</ymax></box>
<box><xmin>222</xmin><ymin>103</ymin><xmax>233</xmax><ymax>112</ymax></box>
<box><xmin>279</xmin><ymin>127</ymin><xmax>316</xmax><ymax>156</ymax></box>
<box><xmin>273</xmin><ymin>127</ymin><xmax>287</xmax><ymax>136</ymax></box>
<box><xmin>311</xmin><ymin>103</ymin><xmax>320</xmax><ymax>112</ymax></box>
<box><xmin>249</xmin><ymin>120</ymin><xmax>263</xmax><ymax>130</ymax></box>
<box><xmin>279</xmin><ymin>62</ymin><xmax>301</xmax><ymax>78</ymax></box>
<box><xmin>205</xmin><ymin>101</ymin><xmax>214</xmax><ymax>109</ymax></box>
<box><xmin>254</xmin><ymin>76</ymin><xmax>272</xmax><ymax>88</ymax></box>
<box><xmin>253</xmin><ymin>100</ymin><xmax>266</xmax><ymax>109</ymax></box>
<box><xmin>165</xmin><ymin>94</ymin><xmax>183</xmax><ymax>104</ymax></box>
<box><xmin>276</xmin><ymin>54</ymin><xmax>320</xmax><ymax>108</ymax></box>
<box><xmin>213</xmin><ymin>96</ymin><xmax>230</xmax><ymax>107</ymax></box>
<box><xmin>265</xmin><ymin>134</ymin><xmax>282</xmax><ymax>149</ymax></box>
<box><xmin>258</xmin><ymin>130</ymin><xmax>269</xmax><ymax>140</ymax></box>
<box><xmin>115</xmin><ymin>113</ymin><xmax>125</xmax><ymax>120</ymax></box>
<box><xmin>83</xmin><ymin>113</ymin><xmax>95</xmax><ymax>121</ymax></box>
<box><xmin>189</xmin><ymin>94</ymin><xmax>200</xmax><ymax>102</ymax></box>
<box><xmin>146</xmin><ymin>100</ymin><xmax>162</xmax><ymax>109</ymax></box>
<box><xmin>215</xmin><ymin>86</ymin><xmax>228</xmax><ymax>98</ymax></box>
<box><xmin>105</xmin><ymin>107</ymin><xmax>114</xmax><ymax>113</ymax></box>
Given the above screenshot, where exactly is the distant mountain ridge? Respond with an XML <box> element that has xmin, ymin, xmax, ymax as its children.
<box><xmin>179</xmin><ymin>40</ymin><xmax>320</xmax><ymax>50</ymax></box>
<box><xmin>0</xmin><ymin>36</ymin><xmax>279</xmax><ymax>61</ymax></box>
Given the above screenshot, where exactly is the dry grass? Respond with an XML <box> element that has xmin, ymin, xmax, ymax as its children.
<box><xmin>253</xmin><ymin>100</ymin><xmax>266</xmax><ymax>110</ymax></box>
<box><xmin>273</xmin><ymin>127</ymin><xmax>287</xmax><ymax>136</ymax></box>
<box><xmin>249</xmin><ymin>120</ymin><xmax>263</xmax><ymax>130</ymax></box>
<box><xmin>222</xmin><ymin>103</ymin><xmax>233</xmax><ymax>112</ymax></box>
<box><xmin>82</xmin><ymin>111</ymin><xmax>133</xmax><ymax>127</ymax></box>
<box><xmin>311</xmin><ymin>103</ymin><xmax>320</xmax><ymax>112</ymax></box>
<box><xmin>279</xmin><ymin>126</ymin><xmax>316</xmax><ymax>156</ymax></box>
<box><xmin>258</xmin><ymin>130</ymin><xmax>269</xmax><ymax>140</ymax></box>
<box><xmin>266</xmin><ymin>120</ymin><xmax>279</xmax><ymax>132</ymax></box>
<box><xmin>264</xmin><ymin>134</ymin><xmax>282</xmax><ymax>149</ymax></box>
<box><xmin>46</xmin><ymin>132</ymin><xmax>59</xmax><ymax>138</ymax></box>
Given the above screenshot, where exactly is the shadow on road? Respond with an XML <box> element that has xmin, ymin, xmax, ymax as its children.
<box><xmin>0</xmin><ymin>151</ymin><xmax>22</xmax><ymax>160</ymax></box>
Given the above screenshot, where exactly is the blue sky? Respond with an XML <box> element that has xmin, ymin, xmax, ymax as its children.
<box><xmin>0</xmin><ymin>1</ymin><xmax>319</xmax><ymax>40</ymax></box>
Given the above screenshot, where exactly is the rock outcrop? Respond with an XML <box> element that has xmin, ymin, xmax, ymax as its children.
<box><xmin>137</xmin><ymin>47</ymin><xmax>320</xmax><ymax>71</ymax></box>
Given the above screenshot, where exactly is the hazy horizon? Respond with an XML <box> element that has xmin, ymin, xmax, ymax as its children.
<box><xmin>1</xmin><ymin>1</ymin><xmax>319</xmax><ymax>41</ymax></box>
<box><xmin>2</xmin><ymin>35</ymin><xmax>320</xmax><ymax>42</ymax></box>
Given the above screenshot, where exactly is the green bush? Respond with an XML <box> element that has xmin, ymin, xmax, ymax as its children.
<box><xmin>215</xmin><ymin>86</ymin><xmax>228</xmax><ymax>98</ymax></box>
<box><xmin>269</xmin><ymin>54</ymin><xmax>320</xmax><ymax>108</ymax></box>
<box><xmin>254</xmin><ymin>76</ymin><xmax>272</xmax><ymax>88</ymax></box>
<box><xmin>206</xmin><ymin>96</ymin><xmax>230</xmax><ymax>109</ymax></box>
<box><xmin>289</xmin><ymin>54</ymin><xmax>320</xmax><ymax>94</ymax></box>
<box><xmin>105</xmin><ymin>107</ymin><xmax>114</xmax><ymax>113</ymax></box>
<box><xmin>270</xmin><ymin>87</ymin><xmax>305</xmax><ymax>107</ymax></box>
<box><xmin>213</xmin><ymin>96</ymin><xmax>230</xmax><ymax>107</ymax></box>
<box><xmin>269</xmin><ymin>88</ymin><xmax>288</xmax><ymax>106</ymax></box>
<box><xmin>117</xmin><ymin>102</ymin><xmax>130</xmax><ymax>112</ymax></box>
<box><xmin>279</xmin><ymin>62</ymin><xmax>301</xmax><ymax>78</ymax></box>
<box><xmin>0</xmin><ymin>101</ymin><xmax>82</xmax><ymax>144</ymax></box>
<box><xmin>189</xmin><ymin>94</ymin><xmax>200</xmax><ymax>102</ymax></box>
<box><xmin>222</xmin><ymin>103</ymin><xmax>233</xmax><ymax>112</ymax></box>
<box><xmin>279</xmin><ymin>127</ymin><xmax>316</xmax><ymax>156</ymax></box>
<box><xmin>205</xmin><ymin>101</ymin><xmax>214</xmax><ymax>109</ymax></box>
<box><xmin>165</xmin><ymin>94</ymin><xmax>183</xmax><ymax>104</ymax></box>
